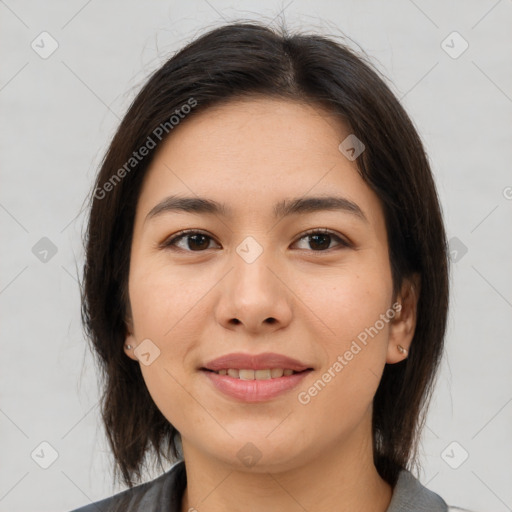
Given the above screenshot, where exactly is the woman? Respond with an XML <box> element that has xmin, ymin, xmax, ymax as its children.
<box><xmin>71</xmin><ymin>20</ymin><xmax>472</xmax><ymax>512</ymax></box>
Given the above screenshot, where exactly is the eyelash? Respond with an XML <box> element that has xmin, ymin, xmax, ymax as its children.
<box><xmin>160</xmin><ymin>228</ymin><xmax>351</xmax><ymax>253</ymax></box>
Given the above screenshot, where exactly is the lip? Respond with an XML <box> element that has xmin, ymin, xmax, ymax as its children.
<box><xmin>202</xmin><ymin>369</ymin><xmax>312</xmax><ymax>402</ymax></box>
<box><xmin>202</xmin><ymin>352</ymin><xmax>312</xmax><ymax>372</ymax></box>
<box><xmin>201</xmin><ymin>352</ymin><xmax>313</xmax><ymax>403</ymax></box>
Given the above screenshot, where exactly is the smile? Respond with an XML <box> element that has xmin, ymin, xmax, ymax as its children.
<box><xmin>207</xmin><ymin>368</ymin><xmax>300</xmax><ymax>379</ymax></box>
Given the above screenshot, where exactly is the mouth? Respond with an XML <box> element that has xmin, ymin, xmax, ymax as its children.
<box><xmin>200</xmin><ymin>352</ymin><xmax>314</xmax><ymax>402</ymax></box>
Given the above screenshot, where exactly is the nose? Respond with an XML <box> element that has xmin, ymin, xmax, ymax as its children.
<box><xmin>214</xmin><ymin>243</ymin><xmax>293</xmax><ymax>335</ymax></box>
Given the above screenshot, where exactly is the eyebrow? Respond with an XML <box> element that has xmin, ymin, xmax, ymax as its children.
<box><xmin>145</xmin><ymin>194</ymin><xmax>368</xmax><ymax>224</ymax></box>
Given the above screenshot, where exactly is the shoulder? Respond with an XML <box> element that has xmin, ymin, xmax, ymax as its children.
<box><xmin>388</xmin><ymin>469</ymin><xmax>479</xmax><ymax>512</ymax></box>
<box><xmin>68</xmin><ymin>460</ymin><xmax>186</xmax><ymax>512</ymax></box>
<box><xmin>388</xmin><ymin>468</ymin><xmax>448</xmax><ymax>511</ymax></box>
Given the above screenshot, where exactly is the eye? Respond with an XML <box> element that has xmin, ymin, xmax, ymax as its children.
<box><xmin>293</xmin><ymin>228</ymin><xmax>351</xmax><ymax>251</ymax></box>
<box><xmin>160</xmin><ymin>230</ymin><xmax>219</xmax><ymax>252</ymax></box>
<box><xmin>161</xmin><ymin>228</ymin><xmax>350</xmax><ymax>253</ymax></box>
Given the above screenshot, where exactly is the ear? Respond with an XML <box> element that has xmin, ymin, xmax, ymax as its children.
<box><xmin>123</xmin><ymin>312</ymin><xmax>139</xmax><ymax>361</ymax></box>
<box><xmin>386</xmin><ymin>273</ymin><xmax>421</xmax><ymax>364</ymax></box>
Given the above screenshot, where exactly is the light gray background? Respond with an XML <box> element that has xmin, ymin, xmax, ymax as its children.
<box><xmin>1</xmin><ymin>1</ymin><xmax>511</xmax><ymax>511</ymax></box>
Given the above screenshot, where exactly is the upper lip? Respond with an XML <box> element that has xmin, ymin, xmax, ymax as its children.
<box><xmin>202</xmin><ymin>352</ymin><xmax>313</xmax><ymax>372</ymax></box>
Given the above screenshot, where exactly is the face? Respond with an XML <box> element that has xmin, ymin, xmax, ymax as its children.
<box><xmin>124</xmin><ymin>97</ymin><xmax>416</xmax><ymax>472</ymax></box>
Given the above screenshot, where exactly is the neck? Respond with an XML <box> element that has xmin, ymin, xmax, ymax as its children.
<box><xmin>179</xmin><ymin>412</ymin><xmax>392</xmax><ymax>512</ymax></box>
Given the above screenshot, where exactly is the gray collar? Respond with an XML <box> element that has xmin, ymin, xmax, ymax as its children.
<box><xmin>386</xmin><ymin>468</ymin><xmax>448</xmax><ymax>511</ymax></box>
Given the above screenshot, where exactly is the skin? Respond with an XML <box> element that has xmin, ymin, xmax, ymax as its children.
<box><xmin>124</xmin><ymin>97</ymin><xmax>419</xmax><ymax>512</ymax></box>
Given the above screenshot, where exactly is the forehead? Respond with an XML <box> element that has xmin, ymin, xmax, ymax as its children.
<box><xmin>135</xmin><ymin>97</ymin><xmax>384</xmax><ymax>228</ymax></box>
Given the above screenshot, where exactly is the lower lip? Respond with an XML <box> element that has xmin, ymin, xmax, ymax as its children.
<box><xmin>202</xmin><ymin>370</ymin><xmax>312</xmax><ymax>402</ymax></box>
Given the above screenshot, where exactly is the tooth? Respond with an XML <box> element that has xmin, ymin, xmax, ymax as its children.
<box><xmin>255</xmin><ymin>369</ymin><xmax>272</xmax><ymax>380</ymax></box>
<box><xmin>239</xmin><ymin>369</ymin><xmax>255</xmax><ymax>380</ymax></box>
<box><xmin>222</xmin><ymin>368</ymin><xmax>295</xmax><ymax>379</ymax></box>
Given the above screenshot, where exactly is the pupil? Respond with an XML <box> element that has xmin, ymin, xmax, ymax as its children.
<box><xmin>189</xmin><ymin>234</ymin><xmax>209</xmax><ymax>250</ymax></box>
<box><xmin>310</xmin><ymin>234</ymin><xmax>330</xmax><ymax>250</ymax></box>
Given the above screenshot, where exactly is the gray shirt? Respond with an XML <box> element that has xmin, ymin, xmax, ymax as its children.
<box><xmin>69</xmin><ymin>460</ymin><xmax>461</xmax><ymax>512</ymax></box>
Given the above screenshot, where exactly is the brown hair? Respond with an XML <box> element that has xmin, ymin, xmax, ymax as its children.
<box><xmin>81</xmin><ymin>20</ymin><xmax>449</xmax><ymax>489</ymax></box>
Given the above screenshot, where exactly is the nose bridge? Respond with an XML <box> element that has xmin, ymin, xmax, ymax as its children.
<box><xmin>216</xmin><ymin>234</ymin><xmax>292</xmax><ymax>331</ymax></box>
<box><xmin>231</xmin><ymin>234</ymin><xmax>280</xmax><ymax>302</ymax></box>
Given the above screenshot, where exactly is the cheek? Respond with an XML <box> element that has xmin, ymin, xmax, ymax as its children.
<box><xmin>298</xmin><ymin>260</ymin><xmax>393</xmax><ymax>348</ymax></box>
<box><xmin>130</xmin><ymin>264</ymin><xmax>207</xmax><ymax>422</ymax></box>
<box><xmin>129</xmin><ymin>259</ymin><xmax>210</xmax><ymax>341</ymax></box>
<box><xmin>292</xmin><ymin>257</ymin><xmax>393</xmax><ymax>406</ymax></box>
<box><xmin>294</xmin><ymin>287</ymin><xmax>392</xmax><ymax>442</ymax></box>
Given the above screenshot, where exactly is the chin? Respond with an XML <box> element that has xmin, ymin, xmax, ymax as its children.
<box><xmin>199</xmin><ymin>432</ymin><xmax>311</xmax><ymax>473</ymax></box>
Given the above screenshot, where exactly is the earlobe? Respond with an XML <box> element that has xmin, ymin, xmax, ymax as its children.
<box><xmin>386</xmin><ymin>274</ymin><xmax>420</xmax><ymax>364</ymax></box>
<box><xmin>124</xmin><ymin>333</ymin><xmax>139</xmax><ymax>361</ymax></box>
